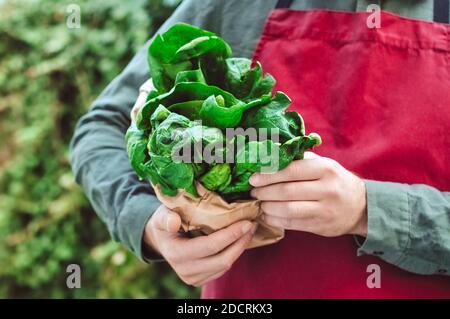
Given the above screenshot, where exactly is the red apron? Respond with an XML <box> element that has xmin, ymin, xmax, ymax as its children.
<box><xmin>202</xmin><ymin>7</ymin><xmax>450</xmax><ymax>298</ymax></box>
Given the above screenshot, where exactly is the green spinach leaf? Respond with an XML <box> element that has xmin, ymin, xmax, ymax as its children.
<box><xmin>126</xmin><ymin>23</ymin><xmax>322</xmax><ymax>201</ymax></box>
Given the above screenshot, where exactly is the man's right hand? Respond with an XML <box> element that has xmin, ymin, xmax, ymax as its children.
<box><xmin>143</xmin><ymin>205</ymin><xmax>257</xmax><ymax>287</ymax></box>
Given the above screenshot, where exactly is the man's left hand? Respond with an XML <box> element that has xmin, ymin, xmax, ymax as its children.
<box><xmin>250</xmin><ymin>152</ymin><xmax>368</xmax><ymax>237</ymax></box>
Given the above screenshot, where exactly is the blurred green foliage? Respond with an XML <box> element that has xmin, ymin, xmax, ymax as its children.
<box><xmin>0</xmin><ymin>0</ymin><xmax>198</xmax><ymax>298</ymax></box>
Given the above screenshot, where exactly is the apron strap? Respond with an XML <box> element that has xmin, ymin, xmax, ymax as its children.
<box><xmin>434</xmin><ymin>0</ymin><xmax>450</xmax><ymax>23</ymax></box>
<box><xmin>275</xmin><ymin>0</ymin><xmax>293</xmax><ymax>9</ymax></box>
<box><xmin>274</xmin><ymin>0</ymin><xmax>449</xmax><ymax>24</ymax></box>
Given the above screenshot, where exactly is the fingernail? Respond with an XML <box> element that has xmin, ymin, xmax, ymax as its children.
<box><xmin>250</xmin><ymin>189</ymin><xmax>257</xmax><ymax>198</ymax></box>
<box><xmin>249</xmin><ymin>174</ymin><xmax>260</xmax><ymax>186</ymax></box>
<box><xmin>242</xmin><ymin>222</ymin><xmax>252</xmax><ymax>233</ymax></box>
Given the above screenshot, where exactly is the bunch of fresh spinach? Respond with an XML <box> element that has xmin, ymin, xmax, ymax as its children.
<box><xmin>127</xmin><ymin>23</ymin><xmax>321</xmax><ymax>201</ymax></box>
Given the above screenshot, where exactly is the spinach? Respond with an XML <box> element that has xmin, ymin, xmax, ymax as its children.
<box><xmin>223</xmin><ymin>136</ymin><xmax>312</xmax><ymax>194</ymax></box>
<box><xmin>199</xmin><ymin>163</ymin><xmax>232</xmax><ymax>192</ymax></box>
<box><xmin>127</xmin><ymin>23</ymin><xmax>321</xmax><ymax>201</ymax></box>
<box><xmin>240</xmin><ymin>92</ymin><xmax>305</xmax><ymax>142</ymax></box>
<box><xmin>224</xmin><ymin>58</ymin><xmax>276</xmax><ymax>101</ymax></box>
<box><xmin>136</xmin><ymin>81</ymin><xmax>269</xmax><ymax>130</ymax></box>
<box><xmin>125</xmin><ymin>124</ymin><xmax>149</xmax><ymax>179</ymax></box>
<box><xmin>148</xmin><ymin>23</ymin><xmax>231</xmax><ymax>93</ymax></box>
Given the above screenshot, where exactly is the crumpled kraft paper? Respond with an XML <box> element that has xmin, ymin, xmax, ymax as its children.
<box><xmin>153</xmin><ymin>182</ymin><xmax>284</xmax><ymax>249</ymax></box>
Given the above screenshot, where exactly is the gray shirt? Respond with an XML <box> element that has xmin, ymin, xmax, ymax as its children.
<box><xmin>70</xmin><ymin>0</ymin><xmax>450</xmax><ymax>276</ymax></box>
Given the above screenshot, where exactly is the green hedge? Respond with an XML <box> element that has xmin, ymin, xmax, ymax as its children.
<box><xmin>0</xmin><ymin>0</ymin><xmax>198</xmax><ymax>298</ymax></box>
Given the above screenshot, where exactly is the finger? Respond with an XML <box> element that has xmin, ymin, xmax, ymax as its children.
<box><xmin>263</xmin><ymin>214</ymin><xmax>315</xmax><ymax>231</ymax></box>
<box><xmin>174</xmin><ymin>225</ymin><xmax>255</xmax><ymax>285</ymax></box>
<box><xmin>194</xmin><ymin>269</ymin><xmax>228</xmax><ymax>287</ymax></box>
<box><xmin>249</xmin><ymin>158</ymin><xmax>325</xmax><ymax>187</ymax></box>
<box><xmin>131</xmin><ymin>79</ymin><xmax>155</xmax><ymax>123</ymax></box>
<box><xmin>184</xmin><ymin>220</ymin><xmax>255</xmax><ymax>258</ymax></box>
<box><xmin>198</xmin><ymin>226</ymin><xmax>255</xmax><ymax>273</ymax></box>
<box><xmin>151</xmin><ymin>206</ymin><xmax>182</xmax><ymax>233</ymax></box>
<box><xmin>251</xmin><ymin>181</ymin><xmax>323</xmax><ymax>201</ymax></box>
<box><xmin>261</xmin><ymin>201</ymin><xmax>320</xmax><ymax>219</ymax></box>
<box><xmin>130</xmin><ymin>92</ymin><xmax>147</xmax><ymax>123</ymax></box>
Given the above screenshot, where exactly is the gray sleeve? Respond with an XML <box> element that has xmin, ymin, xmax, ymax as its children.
<box><xmin>357</xmin><ymin>180</ymin><xmax>450</xmax><ymax>276</ymax></box>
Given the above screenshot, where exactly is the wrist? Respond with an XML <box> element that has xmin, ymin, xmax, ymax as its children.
<box><xmin>353</xmin><ymin>207</ymin><xmax>368</xmax><ymax>237</ymax></box>
<box><xmin>351</xmin><ymin>178</ymin><xmax>368</xmax><ymax>237</ymax></box>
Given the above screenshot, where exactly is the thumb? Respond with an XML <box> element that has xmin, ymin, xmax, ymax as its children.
<box><xmin>130</xmin><ymin>79</ymin><xmax>155</xmax><ymax>123</ymax></box>
<box><xmin>130</xmin><ymin>92</ymin><xmax>147</xmax><ymax>123</ymax></box>
<box><xmin>153</xmin><ymin>206</ymin><xmax>182</xmax><ymax>233</ymax></box>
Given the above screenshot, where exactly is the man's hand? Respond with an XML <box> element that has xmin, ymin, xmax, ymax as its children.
<box><xmin>143</xmin><ymin>205</ymin><xmax>257</xmax><ymax>287</ymax></box>
<box><xmin>131</xmin><ymin>79</ymin><xmax>155</xmax><ymax>123</ymax></box>
<box><xmin>250</xmin><ymin>152</ymin><xmax>367</xmax><ymax>237</ymax></box>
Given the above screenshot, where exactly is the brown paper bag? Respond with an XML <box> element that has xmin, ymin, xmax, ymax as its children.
<box><xmin>153</xmin><ymin>182</ymin><xmax>284</xmax><ymax>249</ymax></box>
